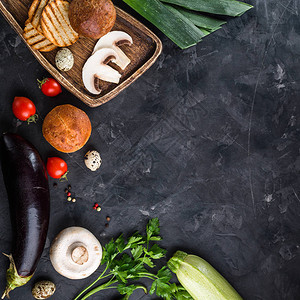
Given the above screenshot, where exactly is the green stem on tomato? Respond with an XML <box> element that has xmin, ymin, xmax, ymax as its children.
<box><xmin>59</xmin><ymin>171</ymin><xmax>69</xmax><ymax>182</ymax></box>
<box><xmin>26</xmin><ymin>114</ymin><xmax>38</xmax><ymax>124</ymax></box>
<box><xmin>73</xmin><ymin>265</ymin><xmax>110</xmax><ymax>300</ymax></box>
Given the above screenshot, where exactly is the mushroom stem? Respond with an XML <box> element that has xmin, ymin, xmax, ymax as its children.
<box><xmin>71</xmin><ymin>246</ymin><xmax>89</xmax><ymax>265</ymax></box>
<box><xmin>82</xmin><ymin>48</ymin><xmax>121</xmax><ymax>95</ymax></box>
<box><xmin>111</xmin><ymin>46</ymin><xmax>131</xmax><ymax>70</ymax></box>
<box><xmin>92</xmin><ymin>31</ymin><xmax>133</xmax><ymax>70</ymax></box>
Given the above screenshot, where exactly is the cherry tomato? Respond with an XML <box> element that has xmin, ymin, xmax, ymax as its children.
<box><xmin>12</xmin><ymin>97</ymin><xmax>38</xmax><ymax>123</ymax></box>
<box><xmin>47</xmin><ymin>157</ymin><xmax>68</xmax><ymax>180</ymax></box>
<box><xmin>38</xmin><ymin>78</ymin><xmax>62</xmax><ymax>97</ymax></box>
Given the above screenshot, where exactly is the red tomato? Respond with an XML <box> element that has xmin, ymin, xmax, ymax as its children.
<box><xmin>47</xmin><ymin>157</ymin><xmax>68</xmax><ymax>180</ymax></box>
<box><xmin>38</xmin><ymin>78</ymin><xmax>62</xmax><ymax>97</ymax></box>
<box><xmin>12</xmin><ymin>97</ymin><xmax>38</xmax><ymax>123</ymax></box>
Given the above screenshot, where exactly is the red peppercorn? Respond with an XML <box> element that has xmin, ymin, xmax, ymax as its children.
<box><xmin>94</xmin><ymin>203</ymin><xmax>99</xmax><ymax>207</ymax></box>
<box><xmin>67</xmin><ymin>192</ymin><xmax>71</xmax><ymax>197</ymax></box>
<box><xmin>93</xmin><ymin>206</ymin><xmax>97</xmax><ymax>210</ymax></box>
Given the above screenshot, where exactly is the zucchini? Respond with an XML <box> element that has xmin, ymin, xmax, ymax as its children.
<box><xmin>168</xmin><ymin>251</ymin><xmax>243</xmax><ymax>300</ymax></box>
<box><xmin>160</xmin><ymin>0</ymin><xmax>253</xmax><ymax>17</ymax></box>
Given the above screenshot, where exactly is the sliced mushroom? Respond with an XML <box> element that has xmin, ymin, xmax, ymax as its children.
<box><xmin>82</xmin><ymin>48</ymin><xmax>121</xmax><ymax>95</ymax></box>
<box><xmin>50</xmin><ymin>227</ymin><xmax>102</xmax><ymax>279</ymax></box>
<box><xmin>92</xmin><ymin>31</ymin><xmax>133</xmax><ymax>70</ymax></box>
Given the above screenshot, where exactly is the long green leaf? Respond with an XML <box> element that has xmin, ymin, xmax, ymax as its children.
<box><xmin>123</xmin><ymin>0</ymin><xmax>203</xmax><ymax>49</ymax></box>
<box><xmin>170</xmin><ymin>6</ymin><xmax>226</xmax><ymax>30</ymax></box>
<box><xmin>164</xmin><ymin>4</ymin><xmax>220</xmax><ymax>37</ymax></box>
<box><xmin>198</xmin><ymin>28</ymin><xmax>211</xmax><ymax>37</ymax></box>
<box><xmin>163</xmin><ymin>4</ymin><xmax>208</xmax><ymax>35</ymax></box>
<box><xmin>164</xmin><ymin>4</ymin><xmax>209</xmax><ymax>38</ymax></box>
<box><xmin>160</xmin><ymin>0</ymin><xmax>253</xmax><ymax>17</ymax></box>
<box><xmin>196</xmin><ymin>27</ymin><xmax>222</xmax><ymax>37</ymax></box>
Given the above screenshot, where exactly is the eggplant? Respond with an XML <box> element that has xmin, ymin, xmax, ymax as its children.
<box><xmin>0</xmin><ymin>133</ymin><xmax>50</xmax><ymax>299</ymax></box>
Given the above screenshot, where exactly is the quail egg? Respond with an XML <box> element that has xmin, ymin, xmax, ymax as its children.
<box><xmin>55</xmin><ymin>48</ymin><xmax>74</xmax><ymax>71</ymax></box>
<box><xmin>32</xmin><ymin>280</ymin><xmax>56</xmax><ymax>299</ymax></box>
<box><xmin>84</xmin><ymin>150</ymin><xmax>102</xmax><ymax>171</ymax></box>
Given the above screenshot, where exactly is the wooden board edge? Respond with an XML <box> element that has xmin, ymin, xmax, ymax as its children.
<box><xmin>0</xmin><ymin>1</ymin><xmax>163</xmax><ymax>108</ymax></box>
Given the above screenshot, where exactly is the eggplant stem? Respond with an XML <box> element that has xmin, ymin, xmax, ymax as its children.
<box><xmin>2</xmin><ymin>254</ymin><xmax>32</xmax><ymax>299</ymax></box>
<box><xmin>2</xmin><ymin>254</ymin><xmax>11</xmax><ymax>298</ymax></box>
<box><xmin>1</xmin><ymin>288</ymin><xmax>11</xmax><ymax>299</ymax></box>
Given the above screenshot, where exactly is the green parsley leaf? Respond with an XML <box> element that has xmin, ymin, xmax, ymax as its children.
<box><xmin>101</xmin><ymin>239</ymin><xmax>117</xmax><ymax>264</ymax></box>
<box><xmin>139</xmin><ymin>256</ymin><xmax>155</xmax><ymax>268</ymax></box>
<box><xmin>131</xmin><ymin>245</ymin><xmax>143</xmax><ymax>259</ymax></box>
<box><xmin>175</xmin><ymin>289</ymin><xmax>194</xmax><ymax>300</ymax></box>
<box><xmin>145</xmin><ymin>244</ymin><xmax>167</xmax><ymax>259</ymax></box>
<box><xmin>169</xmin><ymin>283</ymin><xmax>194</xmax><ymax>300</ymax></box>
<box><xmin>117</xmin><ymin>283</ymin><xmax>147</xmax><ymax>296</ymax></box>
<box><xmin>127</xmin><ymin>233</ymin><xmax>145</xmax><ymax>246</ymax></box>
<box><xmin>146</xmin><ymin>218</ymin><xmax>160</xmax><ymax>242</ymax></box>
<box><xmin>75</xmin><ymin>218</ymin><xmax>188</xmax><ymax>300</ymax></box>
<box><xmin>150</xmin><ymin>267</ymin><xmax>173</xmax><ymax>299</ymax></box>
<box><xmin>115</xmin><ymin>234</ymin><xmax>126</xmax><ymax>253</ymax></box>
<box><xmin>150</xmin><ymin>236</ymin><xmax>163</xmax><ymax>241</ymax></box>
<box><xmin>157</xmin><ymin>267</ymin><xmax>172</xmax><ymax>283</ymax></box>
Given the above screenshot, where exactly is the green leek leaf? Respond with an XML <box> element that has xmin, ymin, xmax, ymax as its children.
<box><xmin>123</xmin><ymin>0</ymin><xmax>203</xmax><ymax>49</ymax></box>
<box><xmin>164</xmin><ymin>4</ymin><xmax>212</xmax><ymax>38</ymax></box>
<box><xmin>160</xmin><ymin>0</ymin><xmax>253</xmax><ymax>17</ymax></box>
<box><xmin>198</xmin><ymin>28</ymin><xmax>211</xmax><ymax>37</ymax></box>
<box><xmin>173</xmin><ymin>7</ymin><xmax>226</xmax><ymax>30</ymax></box>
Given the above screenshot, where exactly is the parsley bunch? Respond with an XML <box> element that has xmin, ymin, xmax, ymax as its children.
<box><xmin>73</xmin><ymin>218</ymin><xmax>192</xmax><ymax>300</ymax></box>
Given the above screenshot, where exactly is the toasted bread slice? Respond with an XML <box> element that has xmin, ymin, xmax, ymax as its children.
<box><xmin>28</xmin><ymin>0</ymin><xmax>52</xmax><ymax>33</ymax></box>
<box><xmin>41</xmin><ymin>0</ymin><xmax>79</xmax><ymax>47</ymax></box>
<box><xmin>23</xmin><ymin>21</ymin><xmax>57</xmax><ymax>52</ymax></box>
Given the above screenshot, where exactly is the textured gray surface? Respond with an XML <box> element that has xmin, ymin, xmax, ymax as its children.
<box><xmin>0</xmin><ymin>0</ymin><xmax>300</xmax><ymax>299</ymax></box>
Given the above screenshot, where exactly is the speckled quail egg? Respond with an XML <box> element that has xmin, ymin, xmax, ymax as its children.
<box><xmin>55</xmin><ymin>48</ymin><xmax>74</xmax><ymax>71</ymax></box>
<box><xmin>84</xmin><ymin>150</ymin><xmax>102</xmax><ymax>171</ymax></box>
<box><xmin>32</xmin><ymin>280</ymin><xmax>56</xmax><ymax>299</ymax></box>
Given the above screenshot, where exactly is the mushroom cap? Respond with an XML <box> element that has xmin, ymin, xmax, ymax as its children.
<box><xmin>50</xmin><ymin>227</ymin><xmax>102</xmax><ymax>279</ymax></box>
<box><xmin>82</xmin><ymin>48</ymin><xmax>121</xmax><ymax>95</ymax></box>
<box><xmin>93</xmin><ymin>31</ymin><xmax>133</xmax><ymax>52</ymax></box>
<box><xmin>92</xmin><ymin>31</ymin><xmax>133</xmax><ymax>70</ymax></box>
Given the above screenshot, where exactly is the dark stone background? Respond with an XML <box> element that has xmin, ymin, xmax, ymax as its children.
<box><xmin>0</xmin><ymin>0</ymin><xmax>300</xmax><ymax>299</ymax></box>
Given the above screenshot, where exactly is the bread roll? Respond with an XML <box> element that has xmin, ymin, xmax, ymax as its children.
<box><xmin>42</xmin><ymin>104</ymin><xmax>91</xmax><ymax>153</ymax></box>
<box><xmin>68</xmin><ymin>0</ymin><xmax>116</xmax><ymax>39</ymax></box>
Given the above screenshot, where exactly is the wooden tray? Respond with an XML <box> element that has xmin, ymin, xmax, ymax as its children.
<box><xmin>0</xmin><ymin>0</ymin><xmax>162</xmax><ymax>107</ymax></box>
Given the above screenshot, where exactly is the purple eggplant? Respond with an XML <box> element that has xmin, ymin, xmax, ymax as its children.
<box><xmin>1</xmin><ymin>133</ymin><xmax>50</xmax><ymax>299</ymax></box>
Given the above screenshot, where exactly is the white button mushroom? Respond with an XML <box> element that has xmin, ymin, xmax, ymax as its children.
<box><xmin>82</xmin><ymin>48</ymin><xmax>121</xmax><ymax>95</ymax></box>
<box><xmin>55</xmin><ymin>48</ymin><xmax>74</xmax><ymax>71</ymax></box>
<box><xmin>93</xmin><ymin>31</ymin><xmax>133</xmax><ymax>70</ymax></box>
<box><xmin>84</xmin><ymin>150</ymin><xmax>102</xmax><ymax>171</ymax></box>
<box><xmin>50</xmin><ymin>227</ymin><xmax>102</xmax><ymax>280</ymax></box>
